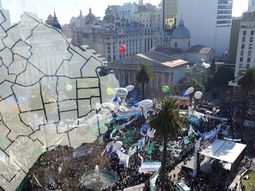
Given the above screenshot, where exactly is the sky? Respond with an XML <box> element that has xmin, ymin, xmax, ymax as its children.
<box><xmin>2</xmin><ymin>0</ymin><xmax>249</xmax><ymax>25</ymax></box>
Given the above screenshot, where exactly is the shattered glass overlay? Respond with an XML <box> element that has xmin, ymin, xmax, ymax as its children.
<box><xmin>0</xmin><ymin>11</ymin><xmax>119</xmax><ymax>190</ymax></box>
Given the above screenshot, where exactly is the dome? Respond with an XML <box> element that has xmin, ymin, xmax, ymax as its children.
<box><xmin>172</xmin><ymin>19</ymin><xmax>191</xmax><ymax>39</ymax></box>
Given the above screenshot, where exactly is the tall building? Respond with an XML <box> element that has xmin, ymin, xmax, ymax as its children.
<box><xmin>249</xmin><ymin>0</ymin><xmax>255</xmax><ymax>12</ymax></box>
<box><xmin>228</xmin><ymin>18</ymin><xmax>241</xmax><ymax>64</ymax></box>
<box><xmin>234</xmin><ymin>11</ymin><xmax>255</xmax><ymax>79</ymax></box>
<box><xmin>163</xmin><ymin>0</ymin><xmax>177</xmax><ymax>30</ymax></box>
<box><xmin>177</xmin><ymin>0</ymin><xmax>233</xmax><ymax>56</ymax></box>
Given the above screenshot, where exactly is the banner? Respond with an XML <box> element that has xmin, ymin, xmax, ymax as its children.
<box><xmin>150</xmin><ymin>172</ymin><xmax>159</xmax><ymax>191</ymax></box>
<box><xmin>139</xmin><ymin>162</ymin><xmax>161</xmax><ymax>173</ymax></box>
<box><xmin>117</xmin><ymin>150</ymin><xmax>129</xmax><ymax>168</ymax></box>
<box><xmin>128</xmin><ymin>144</ymin><xmax>137</xmax><ymax>156</ymax></box>
<box><xmin>138</xmin><ymin>137</ymin><xmax>146</xmax><ymax>150</ymax></box>
<box><xmin>123</xmin><ymin>183</ymin><xmax>145</xmax><ymax>191</ymax></box>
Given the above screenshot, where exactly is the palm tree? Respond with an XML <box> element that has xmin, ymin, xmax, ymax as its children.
<box><xmin>150</xmin><ymin>97</ymin><xmax>184</xmax><ymax>191</ymax></box>
<box><xmin>238</xmin><ymin>68</ymin><xmax>255</xmax><ymax>139</ymax></box>
<box><xmin>136</xmin><ymin>64</ymin><xmax>153</xmax><ymax>99</ymax></box>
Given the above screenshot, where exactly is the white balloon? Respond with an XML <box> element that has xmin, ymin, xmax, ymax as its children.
<box><xmin>201</xmin><ymin>61</ymin><xmax>211</xmax><ymax>68</ymax></box>
<box><xmin>194</xmin><ymin>91</ymin><xmax>203</xmax><ymax>99</ymax></box>
<box><xmin>184</xmin><ymin>87</ymin><xmax>195</xmax><ymax>96</ymax></box>
<box><xmin>112</xmin><ymin>141</ymin><xmax>123</xmax><ymax>152</ymax></box>
<box><xmin>138</xmin><ymin>99</ymin><xmax>153</xmax><ymax>109</ymax></box>
<box><xmin>125</xmin><ymin>85</ymin><xmax>134</xmax><ymax>92</ymax></box>
<box><xmin>66</xmin><ymin>84</ymin><xmax>72</xmax><ymax>91</ymax></box>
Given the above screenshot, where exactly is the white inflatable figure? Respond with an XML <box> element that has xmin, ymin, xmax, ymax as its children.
<box><xmin>138</xmin><ymin>99</ymin><xmax>153</xmax><ymax>110</ymax></box>
<box><xmin>112</xmin><ymin>141</ymin><xmax>123</xmax><ymax>152</ymax></box>
<box><xmin>125</xmin><ymin>85</ymin><xmax>134</xmax><ymax>92</ymax></box>
<box><xmin>184</xmin><ymin>87</ymin><xmax>195</xmax><ymax>96</ymax></box>
<box><xmin>101</xmin><ymin>102</ymin><xmax>115</xmax><ymax>111</ymax></box>
<box><xmin>113</xmin><ymin>88</ymin><xmax>128</xmax><ymax>98</ymax></box>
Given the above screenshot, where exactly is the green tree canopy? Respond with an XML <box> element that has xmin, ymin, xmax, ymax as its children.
<box><xmin>136</xmin><ymin>64</ymin><xmax>153</xmax><ymax>99</ymax></box>
<box><xmin>207</xmin><ymin>66</ymin><xmax>234</xmax><ymax>88</ymax></box>
<box><xmin>150</xmin><ymin>97</ymin><xmax>184</xmax><ymax>190</ymax></box>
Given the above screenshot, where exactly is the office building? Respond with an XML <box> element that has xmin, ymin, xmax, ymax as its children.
<box><xmin>177</xmin><ymin>0</ymin><xmax>233</xmax><ymax>56</ymax></box>
<box><xmin>163</xmin><ymin>0</ymin><xmax>177</xmax><ymax>30</ymax></box>
<box><xmin>249</xmin><ymin>0</ymin><xmax>255</xmax><ymax>12</ymax></box>
<box><xmin>234</xmin><ymin>11</ymin><xmax>255</xmax><ymax>79</ymax></box>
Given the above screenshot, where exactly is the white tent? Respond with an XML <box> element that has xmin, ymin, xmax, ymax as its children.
<box><xmin>199</xmin><ymin>139</ymin><xmax>246</xmax><ymax>165</ymax></box>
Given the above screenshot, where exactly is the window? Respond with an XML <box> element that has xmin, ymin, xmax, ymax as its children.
<box><xmin>249</xmin><ymin>44</ymin><xmax>253</xmax><ymax>50</ymax></box>
<box><xmin>248</xmin><ymin>50</ymin><xmax>252</xmax><ymax>57</ymax></box>
<box><xmin>250</xmin><ymin>37</ymin><xmax>253</xmax><ymax>43</ymax></box>
<box><xmin>240</xmin><ymin>57</ymin><xmax>243</xmax><ymax>62</ymax></box>
<box><xmin>217</xmin><ymin>20</ymin><xmax>231</xmax><ymax>25</ymax></box>
<box><xmin>243</xmin><ymin>31</ymin><xmax>247</xmax><ymax>36</ymax></box>
<box><xmin>241</xmin><ymin>44</ymin><xmax>245</xmax><ymax>49</ymax></box>
<box><xmin>188</xmin><ymin>41</ymin><xmax>190</xmax><ymax>47</ymax></box>
<box><xmin>242</xmin><ymin>37</ymin><xmax>246</xmax><ymax>43</ymax></box>
<box><xmin>241</xmin><ymin>50</ymin><xmax>244</xmax><ymax>56</ymax></box>
<box><xmin>247</xmin><ymin>64</ymin><xmax>250</xmax><ymax>68</ymax></box>
<box><xmin>247</xmin><ymin>57</ymin><xmax>251</xmax><ymax>62</ymax></box>
<box><xmin>251</xmin><ymin>31</ymin><xmax>254</xmax><ymax>36</ymax></box>
<box><xmin>174</xmin><ymin>42</ymin><xmax>178</xmax><ymax>48</ymax></box>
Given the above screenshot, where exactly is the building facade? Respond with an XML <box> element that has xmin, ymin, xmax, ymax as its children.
<box><xmin>64</xmin><ymin>5</ymin><xmax>164</xmax><ymax>63</ymax></box>
<box><xmin>234</xmin><ymin>11</ymin><xmax>255</xmax><ymax>79</ymax></box>
<box><xmin>170</xmin><ymin>19</ymin><xmax>191</xmax><ymax>50</ymax></box>
<box><xmin>107</xmin><ymin>50</ymin><xmax>188</xmax><ymax>99</ymax></box>
<box><xmin>249</xmin><ymin>0</ymin><xmax>255</xmax><ymax>12</ymax></box>
<box><xmin>176</xmin><ymin>0</ymin><xmax>233</xmax><ymax>57</ymax></box>
<box><xmin>228</xmin><ymin>18</ymin><xmax>241</xmax><ymax>64</ymax></box>
<box><xmin>163</xmin><ymin>0</ymin><xmax>177</xmax><ymax>30</ymax></box>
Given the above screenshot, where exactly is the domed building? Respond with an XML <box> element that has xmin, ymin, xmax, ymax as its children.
<box><xmin>170</xmin><ymin>19</ymin><xmax>191</xmax><ymax>50</ymax></box>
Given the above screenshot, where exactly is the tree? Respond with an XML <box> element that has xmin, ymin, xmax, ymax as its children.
<box><xmin>136</xmin><ymin>64</ymin><xmax>153</xmax><ymax>99</ymax></box>
<box><xmin>209</xmin><ymin>58</ymin><xmax>216</xmax><ymax>76</ymax></box>
<box><xmin>150</xmin><ymin>97</ymin><xmax>184</xmax><ymax>191</ymax></box>
<box><xmin>207</xmin><ymin>66</ymin><xmax>234</xmax><ymax>89</ymax></box>
<box><xmin>238</xmin><ymin>68</ymin><xmax>255</xmax><ymax>139</ymax></box>
<box><xmin>176</xmin><ymin>77</ymin><xmax>205</xmax><ymax>95</ymax></box>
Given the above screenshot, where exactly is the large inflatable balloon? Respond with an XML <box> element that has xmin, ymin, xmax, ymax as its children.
<box><xmin>115</xmin><ymin>88</ymin><xmax>128</xmax><ymax>98</ymax></box>
<box><xmin>138</xmin><ymin>99</ymin><xmax>153</xmax><ymax>109</ymax></box>
<box><xmin>162</xmin><ymin>85</ymin><xmax>170</xmax><ymax>93</ymax></box>
<box><xmin>106</xmin><ymin>87</ymin><xmax>112</xmax><ymax>95</ymax></box>
<box><xmin>102</xmin><ymin>102</ymin><xmax>115</xmax><ymax>110</ymax></box>
<box><xmin>112</xmin><ymin>141</ymin><xmax>123</xmax><ymax>152</ymax></box>
<box><xmin>112</xmin><ymin>96</ymin><xmax>121</xmax><ymax>104</ymax></box>
<box><xmin>125</xmin><ymin>85</ymin><xmax>134</xmax><ymax>92</ymax></box>
<box><xmin>194</xmin><ymin>91</ymin><xmax>203</xmax><ymax>99</ymax></box>
<box><xmin>184</xmin><ymin>87</ymin><xmax>195</xmax><ymax>96</ymax></box>
<box><xmin>119</xmin><ymin>44</ymin><xmax>126</xmax><ymax>53</ymax></box>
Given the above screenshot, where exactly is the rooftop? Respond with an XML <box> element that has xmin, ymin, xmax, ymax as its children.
<box><xmin>108</xmin><ymin>50</ymin><xmax>188</xmax><ymax>70</ymax></box>
<box><xmin>185</xmin><ymin>45</ymin><xmax>213</xmax><ymax>54</ymax></box>
<box><xmin>199</xmin><ymin>139</ymin><xmax>246</xmax><ymax>164</ymax></box>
